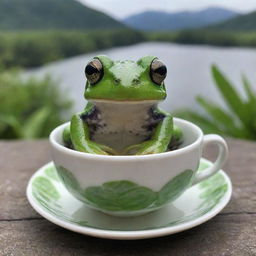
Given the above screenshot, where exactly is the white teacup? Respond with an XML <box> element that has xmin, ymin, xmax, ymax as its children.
<box><xmin>50</xmin><ymin>118</ymin><xmax>228</xmax><ymax>217</ymax></box>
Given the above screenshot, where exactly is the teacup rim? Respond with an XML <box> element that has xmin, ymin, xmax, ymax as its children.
<box><xmin>49</xmin><ymin>118</ymin><xmax>203</xmax><ymax>161</ymax></box>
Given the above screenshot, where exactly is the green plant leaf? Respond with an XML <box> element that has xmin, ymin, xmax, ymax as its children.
<box><xmin>175</xmin><ymin>110</ymin><xmax>224</xmax><ymax>134</ymax></box>
<box><xmin>0</xmin><ymin>114</ymin><xmax>23</xmax><ymax>137</ymax></box>
<box><xmin>84</xmin><ymin>180</ymin><xmax>157</xmax><ymax>211</ymax></box>
<box><xmin>196</xmin><ymin>96</ymin><xmax>248</xmax><ymax>137</ymax></box>
<box><xmin>0</xmin><ymin>70</ymin><xmax>73</xmax><ymax>139</ymax></box>
<box><xmin>242</xmin><ymin>75</ymin><xmax>256</xmax><ymax>133</ymax></box>
<box><xmin>177</xmin><ymin>66</ymin><xmax>256</xmax><ymax>141</ymax></box>
<box><xmin>23</xmin><ymin>107</ymin><xmax>50</xmax><ymax>139</ymax></box>
<box><xmin>242</xmin><ymin>74</ymin><xmax>256</xmax><ymax>103</ymax></box>
<box><xmin>211</xmin><ymin>65</ymin><xmax>250</xmax><ymax>127</ymax></box>
<box><xmin>197</xmin><ymin>96</ymin><xmax>236</xmax><ymax>127</ymax></box>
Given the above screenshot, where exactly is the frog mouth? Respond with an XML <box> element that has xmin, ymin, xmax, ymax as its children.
<box><xmin>89</xmin><ymin>99</ymin><xmax>161</xmax><ymax>104</ymax></box>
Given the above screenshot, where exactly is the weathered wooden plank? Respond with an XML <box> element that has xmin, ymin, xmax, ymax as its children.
<box><xmin>0</xmin><ymin>140</ymin><xmax>51</xmax><ymax>219</ymax></box>
<box><xmin>0</xmin><ymin>214</ymin><xmax>255</xmax><ymax>256</ymax></box>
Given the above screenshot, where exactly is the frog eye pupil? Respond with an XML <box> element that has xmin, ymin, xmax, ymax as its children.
<box><xmin>85</xmin><ymin>59</ymin><xmax>103</xmax><ymax>85</ymax></box>
<box><xmin>150</xmin><ymin>59</ymin><xmax>167</xmax><ymax>85</ymax></box>
<box><xmin>85</xmin><ymin>65</ymin><xmax>98</xmax><ymax>75</ymax></box>
<box><xmin>155</xmin><ymin>65</ymin><xmax>167</xmax><ymax>76</ymax></box>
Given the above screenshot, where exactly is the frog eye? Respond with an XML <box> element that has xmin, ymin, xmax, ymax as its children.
<box><xmin>150</xmin><ymin>59</ymin><xmax>167</xmax><ymax>85</ymax></box>
<box><xmin>85</xmin><ymin>59</ymin><xmax>103</xmax><ymax>85</ymax></box>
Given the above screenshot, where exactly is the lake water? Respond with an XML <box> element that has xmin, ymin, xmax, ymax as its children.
<box><xmin>27</xmin><ymin>42</ymin><xmax>256</xmax><ymax>113</ymax></box>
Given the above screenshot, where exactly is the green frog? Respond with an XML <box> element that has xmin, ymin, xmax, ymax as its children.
<box><xmin>63</xmin><ymin>55</ymin><xmax>182</xmax><ymax>155</ymax></box>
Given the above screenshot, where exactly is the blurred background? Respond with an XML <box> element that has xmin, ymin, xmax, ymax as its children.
<box><xmin>1</xmin><ymin>0</ymin><xmax>256</xmax><ymax>141</ymax></box>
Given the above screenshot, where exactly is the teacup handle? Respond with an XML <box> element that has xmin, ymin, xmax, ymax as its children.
<box><xmin>192</xmin><ymin>134</ymin><xmax>228</xmax><ymax>186</ymax></box>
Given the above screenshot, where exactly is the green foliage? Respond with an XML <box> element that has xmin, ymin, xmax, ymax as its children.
<box><xmin>146</xmin><ymin>30</ymin><xmax>256</xmax><ymax>48</ymax></box>
<box><xmin>0</xmin><ymin>70</ymin><xmax>72</xmax><ymax>139</ymax></box>
<box><xmin>209</xmin><ymin>11</ymin><xmax>256</xmax><ymax>31</ymax></box>
<box><xmin>0</xmin><ymin>29</ymin><xmax>145</xmax><ymax>68</ymax></box>
<box><xmin>2</xmin><ymin>29</ymin><xmax>255</xmax><ymax>69</ymax></box>
<box><xmin>175</xmin><ymin>65</ymin><xmax>256</xmax><ymax>140</ymax></box>
<box><xmin>0</xmin><ymin>0</ymin><xmax>123</xmax><ymax>30</ymax></box>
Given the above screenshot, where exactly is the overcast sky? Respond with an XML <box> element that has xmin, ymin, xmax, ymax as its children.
<box><xmin>80</xmin><ymin>0</ymin><xmax>255</xmax><ymax>19</ymax></box>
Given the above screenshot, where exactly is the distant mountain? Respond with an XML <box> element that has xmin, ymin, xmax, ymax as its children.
<box><xmin>0</xmin><ymin>0</ymin><xmax>124</xmax><ymax>30</ymax></box>
<box><xmin>123</xmin><ymin>7</ymin><xmax>239</xmax><ymax>31</ymax></box>
<box><xmin>209</xmin><ymin>10</ymin><xmax>256</xmax><ymax>30</ymax></box>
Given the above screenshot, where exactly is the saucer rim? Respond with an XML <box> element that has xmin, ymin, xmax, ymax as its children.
<box><xmin>26</xmin><ymin>158</ymin><xmax>232</xmax><ymax>240</ymax></box>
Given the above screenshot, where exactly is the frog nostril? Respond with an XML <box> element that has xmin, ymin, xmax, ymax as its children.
<box><xmin>133</xmin><ymin>79</ymin><xmax>140</xmax><ymax>85</ymax></box>
<box><xmin>114</xmin><ymin>79</ymin><xmax>120</xmax><ymax>84</ymax></box>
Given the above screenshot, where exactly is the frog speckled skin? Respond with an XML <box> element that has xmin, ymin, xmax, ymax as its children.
<box><xmin>63</xmin><ymin>55</ymin><xmax>183</xmax><ymax>155</ymax></box>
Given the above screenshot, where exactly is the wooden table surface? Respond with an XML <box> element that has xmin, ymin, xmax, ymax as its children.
<box><xmin>0</xmin><ymin>139</ymin><xmax>255</xmax><ymax>256</ymax></box>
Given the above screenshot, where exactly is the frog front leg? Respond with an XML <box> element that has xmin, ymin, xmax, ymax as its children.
<box><xmin>124</xmin><ymin>113</ymin><xmax>174</xmax><ymax>155</ymax></box>
<box><xmin>63</xmin><ymin>105</ymin><xmax>116</xmax><ymax>155</ymax></box>
<box><xmin>169</xmin><ymin>124</ymin><xmax>183</xmax><ymax>150</ymax></box>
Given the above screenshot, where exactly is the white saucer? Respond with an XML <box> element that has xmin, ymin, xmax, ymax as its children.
<box><xmin>26</xmin><ymin>158</ymin><xmax>232</xmax><ymax>240</ymax></box>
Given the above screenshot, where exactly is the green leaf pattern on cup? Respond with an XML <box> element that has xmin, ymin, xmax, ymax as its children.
<box><xmin>55</xmin><ymin>165</ymin><xmax>194</xmax><ymax>211</ymax></box>
<box><xmin>156</xmin><ymin>169</ymin><xmax>194</xmax><ymax>206</ymax></box>
<box><xmin>84</xmin><ymin>180</ymin><xmax>157</xmax><ymax>211</ymax></box>
<box><xmin>55</xmin><ymin>166</ymin><xmax>85</xmax><ymax>202</ymax></box>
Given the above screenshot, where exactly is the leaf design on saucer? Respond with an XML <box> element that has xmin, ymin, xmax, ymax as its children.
<box><xmin>45</xmin><ymin>166</ymin><xmax>59</xmax><ymax>181</ymax></box>
<box><xmin>32</xmin><ymin>175</ymin><xmax>89</xmax><ymax>226</ymax></box>
<box><xmin>198</xmin><ymin>173</ymin><xmax>227</xmax><ymax>210</ymax></box>
<box><xmin>32</xmin><ymin>176</ymin><xmax>60</xmax><ymax>201</ymax></box>
<box><xmin>198</xmin><ymin>161</ymin><xmax>210</xmax><ymax>172</ymax></box>
<box><xmin>84</xmin><ymin>180</ymin><xmax>157</xmax><ymax>211</ymax></box>
<box><xmin>155</xmin><ymin>169</ymin><xmax>194</xmax><ymax>206</ymax></box>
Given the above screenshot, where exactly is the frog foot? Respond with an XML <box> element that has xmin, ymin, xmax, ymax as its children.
<box><xmin>78</xmin><ymin>141</ymin><xmax>117</xmax><ymax>155</ymax></box>
<box><xmin>123</xmin><ymin>140</ymin><xmax>166</xmax><ymax>155</ymax></box>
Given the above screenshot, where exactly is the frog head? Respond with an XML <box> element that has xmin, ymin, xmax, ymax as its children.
<box><xmin>84</xmin><ymin>55</ymin><xmax>167</xmax><ymax>102</ymax></box>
